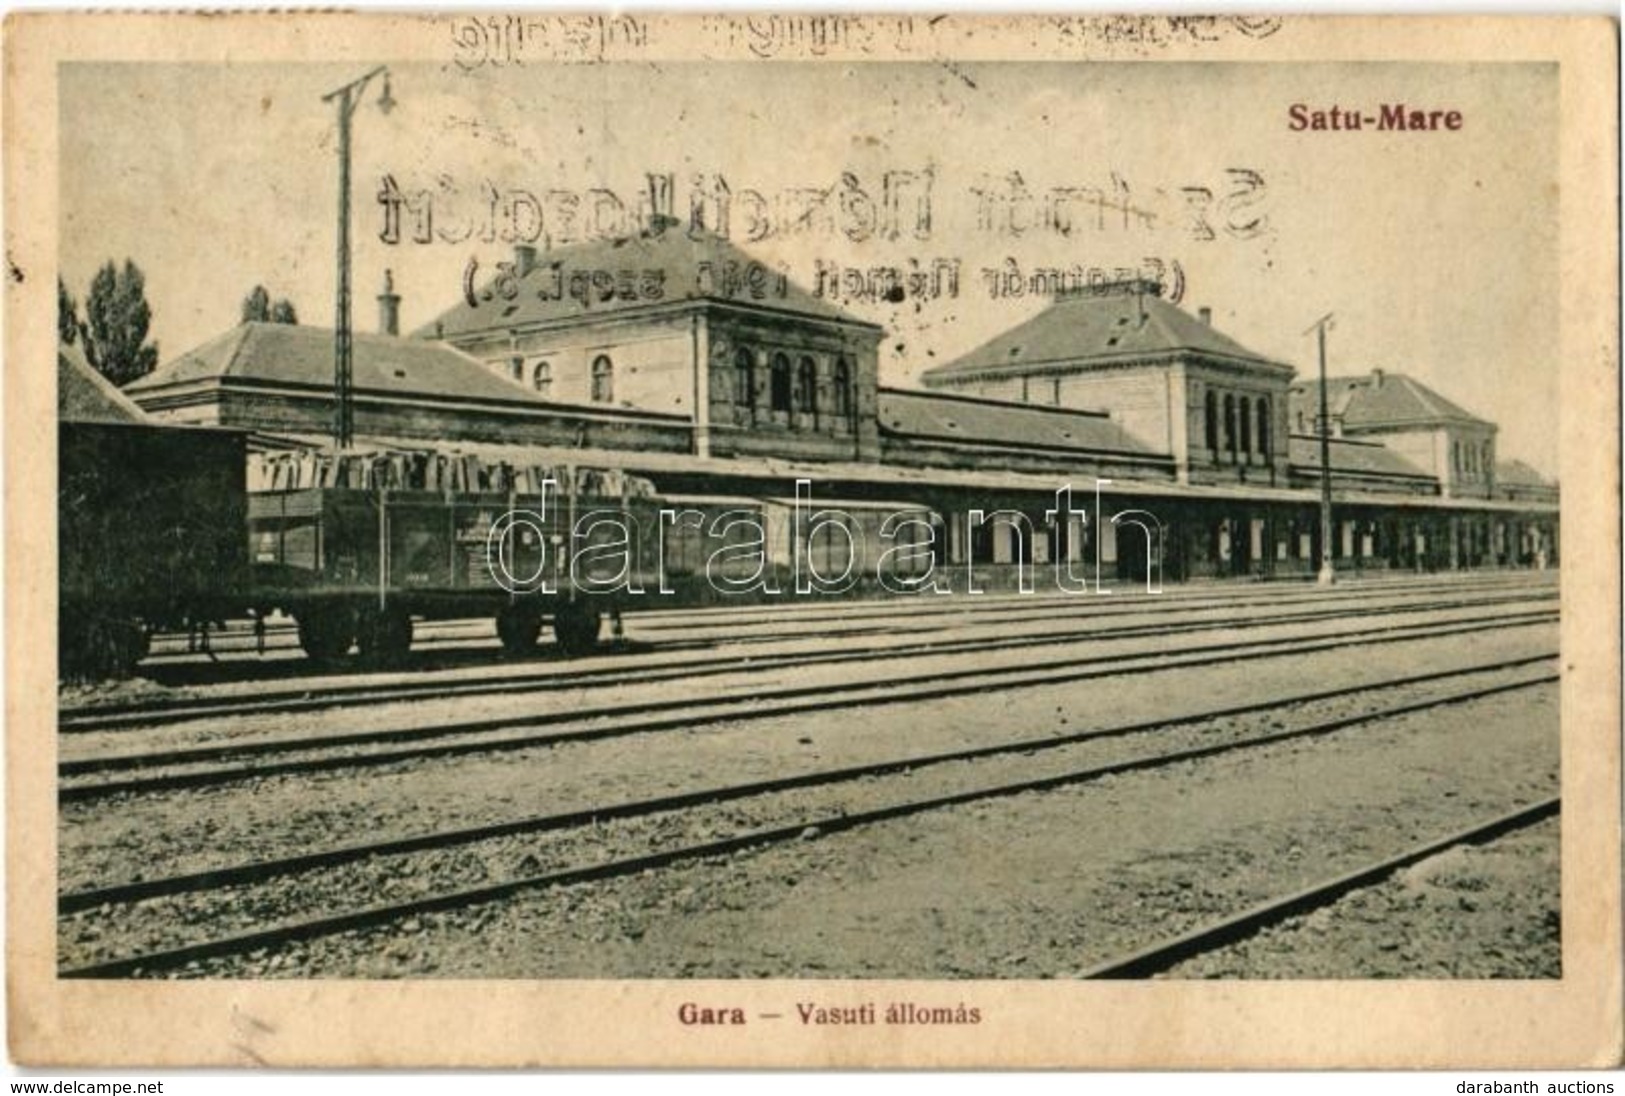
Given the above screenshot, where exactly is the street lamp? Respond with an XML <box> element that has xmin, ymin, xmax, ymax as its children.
<box><xmin>1304</xmin><ymin>312</ymin><xmax>1336</xmax><ymax>586</ymax></box>
<box><xmin>322</xmin><ymin>66</ymin><xmax>394</xmax><ymax>450</ymax></box>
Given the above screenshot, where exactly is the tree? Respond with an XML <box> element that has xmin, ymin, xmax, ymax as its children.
<box><xmin>241</xmin><ymin>284</ymin><xmax>271</xmax><ymax>323</ymax></box>
<box><xmin>82</xmin><ymin>260</ymin><xmax>158</xmax><ymax>386</ymax></box>
<box><xmin>242</xmin><ymin>284</ymin><xmax>299</xmax><ymax>325</ymax></box>
<box><xmin>58</xmin><ymin>277</ymin><xmax>79</xmax><ymax>346</ymax></box>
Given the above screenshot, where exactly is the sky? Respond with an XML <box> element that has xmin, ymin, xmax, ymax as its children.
<box><xmin>60</xmin><ymin>60</ymin><xmax>1559</xmax><ymax>474</ymax></box>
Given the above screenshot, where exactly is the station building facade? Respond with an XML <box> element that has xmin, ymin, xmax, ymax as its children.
<box><xmin>125</xmin><ymin>225</ymin><xmax>1559</xmax><ymax>585</ymax></box>
<box><xmin>917</xmin><ymin>281</ymin><xmax>1296</xmax><ymax>490</ymax></box>
<box><xmin>915</xmin><ymin>278</ymin><xmax>1555</xmax><ymax>578</ymax></box>
<box><xmin>1286</xmin><ymin>370</ymin><xmax>1500</xmax><ymax>501</ymax></box>
<box><xmin>418</xmin><ymin>231</ymin><xmax>884</xmax><ymax>466</ymax></box>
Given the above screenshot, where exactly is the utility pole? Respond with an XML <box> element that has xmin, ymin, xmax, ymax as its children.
<box><xmin>1305</xmin><ymin>312</ymin><xmax>1336</xmax><ymax>585</ymax></box>
<box><xmin>322</xmin><ymin>66</ymin><xmax>394</xmax><ymax>449</ymax></box>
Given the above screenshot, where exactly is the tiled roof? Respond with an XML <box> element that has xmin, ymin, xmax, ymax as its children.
<box><xmin>128</xmin><ymin>322</ymin><xmax>550</xmax><ymax>407</ymax></box>
<box><xmin>878</xmin><ymin>388</ymin><xmax>1158</xmax><ymax>457</ymax></box>
<box><xmin>1289</xmin><ymin>434</ymin><xmax>1434</xmax><ymax>480</ymax></box>
<box><xmin>922</xmin><ymin>288</ymin><xmax>1285</xmax><ymax>380</ymax></box>
<box><xmin>253</xmin><ymin>429</ymin><xmax>1550</xmax><ymax>515</ymax></box>
<box><xmin>417</xmin><ymin>229</ymin><xmax>871</xmax><ymax>339</ymax></box>
<box><xmin>1290</xmin><ymin>371</ymin><xmax>1493</xmax><ymax>429</ymax></box>
<box><xmin>1495</xmin><ymin>458</ymin><xmax>1552</xmax><ymax>487</ymax></box>
<box><xmin>59</xmin><ymin>343</ymin><xmax>149</xmax><ymax>424</ymax></box>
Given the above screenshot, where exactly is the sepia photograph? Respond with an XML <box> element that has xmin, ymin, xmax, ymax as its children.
<box><xmin>7</xmin><ymin>11</ymin><xmax>1619</xmax><ymax>1069</ymax></box>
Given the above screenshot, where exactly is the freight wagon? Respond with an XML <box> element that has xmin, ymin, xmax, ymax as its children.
<box><xmin>59</xmin><ymin>419</ymin><xmax>250</xmax><ymax>676</ymax></box>
<box><xmin>62</xmin><ymin>420</ymin><xmax>949</xmax><ymax>675</ymax></box>
<box><xmin>246</xmin><ymin>448</ymin><xmax>676</xmax><ymax>662</ymax></box>
<box><xmin>247</xmin><ymin>485</ymin><xmax>653</xmax><ymax>662</ymax></box>
<box><xmin>245</xmin><ymin>470</ymin><xmax>942</xmax><ymax>664</ymax></box>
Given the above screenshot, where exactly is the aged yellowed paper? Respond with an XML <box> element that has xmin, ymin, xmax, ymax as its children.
<box><xmin>6</xmin><ymin>12</ymin><xmax>1619</xmax><ymax>1068</ymax></box>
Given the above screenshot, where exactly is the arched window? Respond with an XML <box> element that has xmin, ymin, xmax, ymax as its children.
<box><xmin>734</xmin><ymin>347</ymin><xmax>755</xmax><ymax>411</ymax></box>
<box><xmin>1256</xmin><ymin>397</ymin><xmax>1271</xmax><ymax>459</ymax></box>
<box><xmin>770</xmin><ymin>353</ymin><xmax>791</xmax><ymax>412</ymax></box>
<box><xmin>796</xmin><ymin>356</ymin><xmax>818</xmax><ymax>416</ymax></box>
<box><xmin>1204</xmin><ymin>391</ymin><xmax>1218</xmax><ymax>452</ymax></box>
<box><xmin>1223</xmin><ymin>394</ymin><xmax>1237</xmax><ymax>461</ymax></box>
<box><xmin>832</xmin><ymin>357</ymin><xmax>853</xmax><ymax>420</ymax></box>
<box><xmin>532</xmin><ymin>360</ymin><xmax>552</xmax><ymax>397</ymax></box>
<box><xmin>591</xmin><ymin>354</ymin><xmax>613</xmax><ymax>403</ymax></box>
<box><xmin>1239</xmin><ymin>396</ymin><xmax>1253</xmax><ymax>456</ymax></box>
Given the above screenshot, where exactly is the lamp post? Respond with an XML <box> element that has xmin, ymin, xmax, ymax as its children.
<box><xmin>1305</xmin><ymin>312</ymin><xmax>1336</xmax><ymax>586</ymax></box>
<box><xmin>322</xmin><ymin>66</ymin><xmax>395</xmax><ymax>450</ymax></box>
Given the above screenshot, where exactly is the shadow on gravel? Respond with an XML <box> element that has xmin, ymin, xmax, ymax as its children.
<box><xmin>130</xmin><ymin>638</ymin><xmax>675</xmax><ymax>690</ymax></box>
<box><xmin>130</xmin><ymin>622</ymin><xmax>890</xmax><ymax>691</ymax></box>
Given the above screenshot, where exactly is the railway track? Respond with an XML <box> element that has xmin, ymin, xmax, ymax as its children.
<box><xmin>61</xmin><ymin>586</ymin><xmax>1556</xmax><ymax>732</ymax></box>
<box><xmin>140</xmin><ymin>619</ymin><xmax>868</xmax><ymax>662</ymax></box>
<box><xmin>145</xmin><ymin>570</ymin><xmax>1543</xmax><ymax>658</ymax></box>
<box><xmin>58</xmin><ymin>651</ymin><xmax>1557</xmax><ymax>913</ymax></box>
<box><xmin>126</xmin><ymin>566</ymin><xmax>1550</xmax><ymax>653</ymax></box>
<box><xmin>628</xmin><ymin>569</ymin><xmax>1549</xmax><ymax>627</ymax></box>
<box><xmin>1079</xmin><ymin>797</ymin><xmax>1561</xmax><ymax>979</ymax></box>
<box><xmin>57</xmin><ymin>604</ymin><xmax>1558</xmax><ymax>801</ymax></box>
<box><xmin>58</xmin><ymin>662</ymin><xmax>1557</xmax><ymax>978</ymax></box>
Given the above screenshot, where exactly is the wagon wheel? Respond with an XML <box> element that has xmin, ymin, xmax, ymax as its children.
<box><xmin>357</xmin><ymin>605</ymin><xmax>414</xmax><ymax>667</ymax></box>
<box><xmin>552</xmin><ymin>600</ymin><xmax>602</xmax><ymax>657</ymax></box>
<box><xmin>297</xmin><ymin>607</ymin><xmax>356</xmax><ymax>664</ymax></box>
<box><xmin>495</xmin><ymin>603</ymin><xmax>542</xmax><ymax>657</ymax></box>
<box><xmin>63</xmin><ymin>615</ymin><xmax>150</xmax><ymax>680</ymax></box>
<box><xmin>113</xmin><ymin>619</ymin><xmax>152</xmax><ymax>671</ymax></box>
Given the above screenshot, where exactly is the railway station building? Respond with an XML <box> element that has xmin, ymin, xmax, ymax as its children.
<box><xmin>123</xmin><ymin>226</ymin><xmax>1559</xmax><ymax>585</ymax></box>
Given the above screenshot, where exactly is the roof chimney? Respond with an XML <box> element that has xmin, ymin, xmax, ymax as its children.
<box><xmin>1371</xmin><ymin>368</ymin><xmax>1385</xmax><ymax>389</ymax></box>
<box><xmin>514</xmin><ymin>244</ymin><xmax>537</xmax><ymax>279</ymax></box>
<box><xmin>646</xmin><ymin>172</ymin><xmax>679</xmax><ymax>234</ymax></box>
<box><xmin>377</xmin><ymin>269</ymin><xmax>401</xmax><ymax>337</ymax></box>
<box><xmin>1198</xmin><ymin>306</ymin><xmax>1212</xmax><ymax>326</ymax></box>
